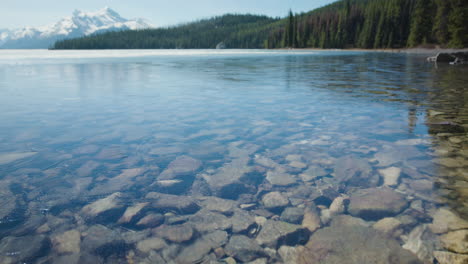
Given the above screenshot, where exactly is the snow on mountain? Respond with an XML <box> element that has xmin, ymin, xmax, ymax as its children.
<box><xmin>0</xmin><ymin>7</ymin><xmax>153</xmax><ymax>49</ymax></box>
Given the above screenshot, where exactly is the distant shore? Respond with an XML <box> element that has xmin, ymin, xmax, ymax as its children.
<box><xmin>278</xmin><ymin>47</ymin><xmax>468</xmax><ymax>54</ymax></box>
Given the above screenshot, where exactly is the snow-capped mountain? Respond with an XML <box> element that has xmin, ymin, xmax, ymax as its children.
<box><xmin>0</xmin><ymin>7</ymin><xmax>153</xmax><ymax>49</ymax></box>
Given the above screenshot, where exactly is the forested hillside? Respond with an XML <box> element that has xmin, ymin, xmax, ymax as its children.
<box><xmin>53</xmin><ymin>0</ymin><xmax>468</xmax><ymax>49</ymax></box>
<box><xmin>53</xmin><ymin>14</ymin><xmax>280</xmax><ymax>49</ymax></box>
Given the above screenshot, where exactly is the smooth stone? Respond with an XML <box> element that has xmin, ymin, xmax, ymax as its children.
<box><xmin>81</xmin><ymin>192</ymin><xmax>122</xmax><ymax>218</ymax></box>
<box><xmin>118</xmin><ymin>202</ymin><xmax>148</xmax><ymax>224</ymax></box>
<box><xmin>289</xmin><ymin>161</ymin><xmax>307</xmax><ymax>169</ymax></box>
<box><xmin>329</xmin><ymin>196</ymin><xmax>346</xmax><ymax>217</ymax></box>
<box><xmin>266</xmin><ymin>170</ymin><xmax>296</xmax><ymax>186</ymax></box>
<box><xmin>0</xmin><ymin>235</ymin><xmax>48</xmax><ymax>263</ymax></box>
<box><xmin>297</xmin><ymin>224</ymin><xmax>422</xmax><ymax>264</ymax></box>
<box><xmin>285</xmin><ymin>155</ymin><xmax>302</xmax><ymax>162</ymax></box>
<box><xmin>198</xmin><ymin>196</ymin><xmax>238</xmax><ymax>214</ymax></box>
<box><xmin>255</xmin><ymin>220</ymin><xmax>308</xmax><ymax>248</ymax></box>
<box><xmin>154</xmin><ymin>224</ymin><xmax>194</xmax><ymax>243</ymax></box>
<box><xmin>330</xmin><ymin>215</ymin><xmax>369</xmax><ymax>227</ymax></box>
<box><xmin>121</xmin><ymin>230</ymin><xmax>151</xmax><ymax>244</ymax></box>
<box><xmin>0</xmin><ymin>181</ymin><xmax>17</xmax><ymax>220</ymax></box>
<box><xmin>334</xmin><ymin>155</ymin><xmax>378</xmax><ymax>187</ymax></box>
<box><xmin>158</xmin><ymin>155</ymin><xmax>202</xmax><ymax>180</ymax></box>
<box><xmin>147</xmin><ymin>192</ymin><xmax>200</xmax><ymax>214</ymax></box>
<box><xmin>136</xmin><ymin>213</ymin><xmax>164</xmax><ymax>228</ymax></box>
<box><xmin>246</xmin><ymin>258</ymin><xmax>268</xmax><ymax>264</ymax></box>
<box><xmin>262</xmin><ymin>192</ymin><xmax>289</xmax><ymax>210</ymax></box>
<box><xmin>202</xmin><ymin>157</ymin><xmax>252</xmax><ymax>198</ymax></box>
<box><xmin>379</xmin><ymin>167</ymin><xmax>401</xmax><ymax>187</ymax></box>
<box><xmin>299</xmin><ymin>166</ymin><xmax>327</xmax><ymax>182</ymax></box>
<box><xmin>302</xmin><ymin>205</ymin><xmax>321</xmax><ymax>233</ymax></box>
<box><xmin>190</xmin><ymin>210</ymin><xmax>232</xmax><ymax>233</ymax></box>
<box><xmin>403</xmin><ymin>225</ymin><xmax>439</xmax><ymax>263</ymax></box>
<box><xmin>281</xmin><ymin>207</ymin><xmax>304</xmax><ymax>224</ymax></box>
<box><xmin>154</xmin><ymin>179</ymin><xmax>183</xmax><ymax>187</ymax></box>
<box><xmin>320</xmin><ymin>209</ymin><xmax>332</xmax><ymax>225</ymax></box>
<box><xmin>230</xmin><ymin>209</ymin><xmax>256</xmax><ymax>234</ymax></box>
<box><xmin>136</xmin><ymin>237</ymin><xmax>167</xmax><ymax>253</ymax></box>
<box><xmin>52</xmin><ymin>230</ymin><xmax>81</xmax><ymax>254</ymax></box>
<box><xmin>76</xmin><ymin>160</ymin><xmax>100</xmax><ymax>177</ymax></box>
<box><xmin>175</xmin><ymin>231</ymin><xmax>228</xmax><ymax>264</ymax></box>
<box><xmin>95</xmin><ymin>146</ymin><xmax>126</xmax><ymax>160</ymax></box>
<box><xmin>0</xmin><ymin>152</ymin><xmax>37</xmax><ymax>165</ymax></box>
<box><xmin>224</xmin><ymin>257</ymin><xmax>237</xmax><ymax>264</ymax></box>
<box><xmin>81</xmin><ymin>225</ymin><xmax>124</xmax><ymax>255</ymax></box>
<box><xmin>372</xmin><ymin>218</ymin><xmax>402</xmax><ymax>237</ymax></box>
<box><xmin>440</xmin><ymin>230</ymin><xmax>468</xmax><ymax>254</ymax></box>
<box><xmin>430</xmin><ymin>207</ymin><xmax>468</xmax><ymax>234</ymax></box>
<box><xmin>434</xmin><ymin>251</ymin><xmax>468</xmax><ymax>264</ymax></box>
<box><xmin>224</xmin><ymin>235</ymin><xmax>265</xmax><ymax>262</ymax></box>
<box><xmin>278</xmin><ymin>246</ymin><xmax>300</xmax><ymax>263</ymax></box>
<box><xmin>90</xmin><ymin>168</ymin><xmax>145</xmax><ymax>194</ymax></box>
<box><xmin>348</xmin><ymin>188</ymin><xmax>408</xmax><ymax>221</ymax></box>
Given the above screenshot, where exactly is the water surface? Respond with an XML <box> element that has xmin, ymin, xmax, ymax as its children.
<box><xmin>0</xmin><ymin>50</ymin><xmax>467</xmax><ymax>264</ymax></box>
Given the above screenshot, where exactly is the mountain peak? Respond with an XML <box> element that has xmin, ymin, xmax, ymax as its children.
<box><xmin>0</xmin><ymin>8</ymin><xmax>153</xmax><ymax>49</ymax></box>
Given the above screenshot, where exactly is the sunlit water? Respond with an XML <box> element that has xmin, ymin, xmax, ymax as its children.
<box><xmin>0</xmin><ymin>50</ymin><xmax>467</xmax><ymax>264</ymax></box>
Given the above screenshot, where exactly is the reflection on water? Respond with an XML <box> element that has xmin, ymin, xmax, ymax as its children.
<box><xmin>0</xmin><ymin>50</ymin><xmax>467</xmax><ymax>264</ymax></box>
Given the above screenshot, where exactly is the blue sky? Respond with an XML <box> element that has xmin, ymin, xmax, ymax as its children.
<box><xmin>1</xmin><ymin>0</ymin><xmax>336</xmax><ymax>29</ymax></box>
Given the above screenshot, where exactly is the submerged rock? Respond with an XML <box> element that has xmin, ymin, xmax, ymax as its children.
<box><xmin>136</xmin><ymin>237</ymin><xmax>167</xmax><ymax>253</ymax></box>
<box><xmin>202</xmin><ymin>157</ymin><xmax>252</xmax><ymax>199</ymax></box>
<box><xmin>158</xmin><ymin>155</ymin><xmax>202</xmax><ymax>180</ymax></box>
<box><xmin>136</xmin><ymin>213</ymin><xmax>164</xmax><ymax>228</ymax></box>
<box><xmin>299</xmin><ymin>166</ymin><xmax>327</xmax><ymax>182</ymax></box>
<box><xmin>91</xmin><ymin>168</ymin><xmax>145</xmax><ymax>194</ymax></box>
<box><xmin>434</xmin><ymin>251</ymin><xmax>468</xmax><ymax>264</ymax></box>
<box><xmin>262</xmin><ymin>192</ymin><xmax>289</xmax><ymax>211</ymax></box>
<box><xmin>190</xmin><ymin>210</ymin><xmax>232</xmax><ymax>233</ymax></box>
<box><xmin>81</xmin><ymin>225</ymin><xmax>126</xmax><ymax>258</ymax></box>
<box><xmin>403</xmin><ymin>225</ymin><xmax>439</xmax><ymax>263</ymax></box>
<box><xmin>230</xmin><ymin>209</ymin><xmax>257</xmax><ymax>234</ymax></box>
<box><xmin>302</xmin><ymin>205</ymin><xmax>321</xmax><ymax>233</ymax></box>
<box><xmin>379</xmin><ymin>167</ymin><xmax>401</xmax><ymax>187</ymax></box>
<box><xmin>118</xmin><ymin>202</ymin><xmax>148</xmax><ymax>224</ymax></box>
<box><xmin>0</xmin><ymin>152</ymin><xmax>37</xmax><ymax>165</ymax></box>
<box><xmin>81</xmin><ymin>192</ymin><xmax>123</xmax><ymax>218</ymax></box>
<box><xmin>329</xmin><ymin>196</ymin><xmax>347</xmax><ymax>217</ymax></box>
<box><xmin>297</xmin><ymin>224</ymin><xmax>422</xmax><ymax>264</ymax></box>
<box><xmin>154</xmin><ymin>224</ymin><xmax>194</xmax><ymax>243</ymax></box>
<box><xmin>0</xmin><ymin>235</ymin><xmax>49</xmax><ymax>263</ymax></box>
<box><xmin>281</xmin><ymin>207</ymin><xmax>305</xmax><ymax>224</ymax></box>
<box><xmin>198</xmin><ymin>196</ymin><xmax>238</xmax><ymax>214</ymax></box>
<box><xmin>175</xmin><ymin>231</ymin><xmax>228</xmax><ymax>264</ymax></box>
<box><xmin>266</xmin><ymin>170</ymin><xmax>296</xmax><ymax>186</ymax></box>
<box><xmin>429</xmin><ymin>207</ymin><xmax>468</xmax><ymax>234</ymax></box>
<box><xmin>52</xmin><ymin>230</ymin><xmax>81</xmax><ymax>254</ymax></box>
<box><xmin>225</xmin><ymin>235</ymin><xmax>265</xmax><ymax>262</ymax></box>
<box><xmin>255</xmin><ymin>220</ymin><xmax>309</xmax><ymax>248</ymax></box>
<box><xmin>147</xmin><ymin>192</ymin><xmax>200</xmax><ymax>214</ymax></box>
<box><xmin>278</xmin><ymin>245</ymin><xmax>301</xmax><ymax>263</ymax></box>
<box><xmin>334</xmin><ymin>155</ymin><xmax>378</xmax><ymax>188</ymax></box>
<box><xmin>348</xmin><ymin>187</ymin><xmax>408</xmax><ymax>221</ymax></box>
<box><xmin>440</xmin><ymin>230</ymin><xmax>468</xmax><ymax>254</ymax></box>
<box><xmin>373</xmin><ymin>217</ymin><xmax>402</xmax><ymax>237</ymax></box>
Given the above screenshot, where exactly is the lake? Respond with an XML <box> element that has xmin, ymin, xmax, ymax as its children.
<box><xmin>0</xmin><ymin>50</ymin><xmax>467</xmax><ymax>264</ymax></box>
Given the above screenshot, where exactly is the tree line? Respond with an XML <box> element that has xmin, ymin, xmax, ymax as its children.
<box><xmin>53</xmin><ymin>0</ymin><xmax>468</xmax><ymax>50</ymax></box>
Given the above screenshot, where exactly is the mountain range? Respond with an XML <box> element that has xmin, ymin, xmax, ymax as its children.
<box><xmin>0</xmin><ymin>7</ymin><xmax>153</xmax><ymax>49</ymax></box>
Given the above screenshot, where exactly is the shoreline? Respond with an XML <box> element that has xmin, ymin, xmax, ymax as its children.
<box><xmin>276</xmin><ymin>47</ymin><xmax>468</xmax><ymax>54</ymax></box>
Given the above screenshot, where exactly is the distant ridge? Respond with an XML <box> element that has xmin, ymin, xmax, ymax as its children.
<box><xmin>53</xmin><ymin>0</ymin><xmax>467</xmax><ymax>50</ymax></box>
<box><xmin>0</xmin><ymin>7</ymin><xmax>153</xmax><ymax>49</ymax></box>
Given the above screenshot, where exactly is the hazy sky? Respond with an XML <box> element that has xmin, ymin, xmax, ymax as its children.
<box><xmin>1</xmin><ymin>0</ymin><xmax>336</xmax><ymax>29</ymax></box>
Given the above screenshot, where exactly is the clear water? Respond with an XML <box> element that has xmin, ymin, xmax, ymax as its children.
<box><xmin>0</xmin><ymin>50</ymin><xmax>467</xmax><ymax>264</ymax></box>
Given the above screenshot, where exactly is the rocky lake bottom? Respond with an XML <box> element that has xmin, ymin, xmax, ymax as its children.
<box><xmin>0</xmin><ymin>50</ymin><xmax>467</xmax><ymax>264</ymax></box>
